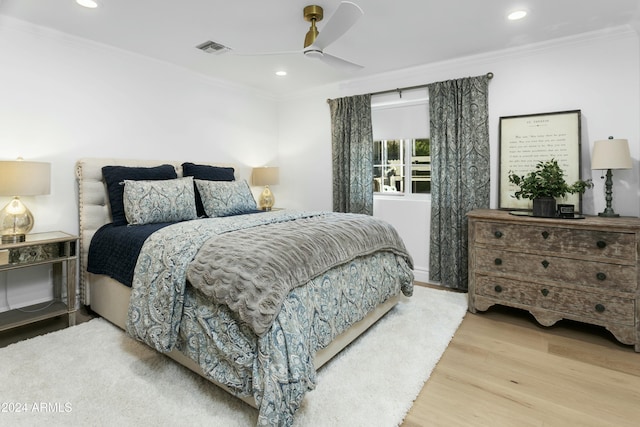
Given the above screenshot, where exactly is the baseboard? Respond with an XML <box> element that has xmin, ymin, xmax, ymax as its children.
<box><xmin>412</xmin><ymin>267</ymin><xmax>429</xmax><ymax>283</ymax></box>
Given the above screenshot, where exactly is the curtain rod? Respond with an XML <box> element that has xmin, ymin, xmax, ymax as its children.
<box><xmin>326</xmin><ymin>72</ymin><xmax>494</xmax><ymax>103</ymax></box>
<box><xmin>368</xmin><ymin>72</ymin><xmax>494</xmax><ymax>98</ymax></box>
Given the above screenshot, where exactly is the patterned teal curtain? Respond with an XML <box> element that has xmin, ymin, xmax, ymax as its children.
<box><xmin>428</xmin><ymin>75</ymin><xmax>491</xmax><ymax>291</ymax></box>
<box><xmin>328</xmin><ymin>94</ymin><xmax>374</xmax><ymax>215</ymax></box>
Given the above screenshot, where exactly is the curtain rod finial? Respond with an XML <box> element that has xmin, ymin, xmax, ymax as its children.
<box><xmin>487</xmin><ymin>72</ymin><xmax>494</xmax><ymax>79</ymax></box>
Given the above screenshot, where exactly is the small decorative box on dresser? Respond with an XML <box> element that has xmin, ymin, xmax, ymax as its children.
<box><xmin>467</xmin><ymin>209</ymin><xmax>640</xmax><ymax>352</ymax></box>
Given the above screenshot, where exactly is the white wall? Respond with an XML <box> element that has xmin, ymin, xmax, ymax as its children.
<box><xmin>278</xmin><ymin>26</ymin><xmax>640</xmax><ymax>283</ymax></box>
<box><xmin>0</xmin><ymin>17</ymin><xmax>279</xmax><ymax>309</ymax></box>
<box><xmin>373</xmin><ymin>197</ymin><xmax>430</xmax><ymax>281</ymax></box>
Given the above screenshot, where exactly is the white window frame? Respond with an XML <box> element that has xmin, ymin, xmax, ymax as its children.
<box><xmin>374</xmin><ymin>139</ymin><xmax>430</xmax><ymax>198</ymax></box>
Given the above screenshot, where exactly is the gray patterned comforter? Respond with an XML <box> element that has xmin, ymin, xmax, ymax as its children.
<box><xmin>187</xmin><ymin>212</ymin><xmax>412</xmax><ymax>336</ymax></box>
<box><xmin>125</xmin><ymin>211</ymin><xmax>414</xmax><ymax>426</ymax></box>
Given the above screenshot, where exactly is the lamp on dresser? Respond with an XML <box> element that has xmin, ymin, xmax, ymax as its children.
<box><xmin>591</xmin><ymin>136</ymin><xmax>632</xmax><ymax>217</ymax></box>
<box><xmin>0</xmin><ymin>158</ymin><xmax>51</xmax><ymax>243</ymax></box>
<box><xmin>252</xmin><ymin>166</ymin><xmax>279</xmax><ymax>211</ymax></box>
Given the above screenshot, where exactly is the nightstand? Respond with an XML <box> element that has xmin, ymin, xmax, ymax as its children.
<box><xmin>0</xmin><ymin>231</ymin><xmax>78</xmax><ymax>332</ymax></box>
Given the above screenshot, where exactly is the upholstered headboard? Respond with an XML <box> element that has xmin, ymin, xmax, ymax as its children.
<box><xmin>75</xmin><ymin>158</ymin><xmax>239</xmax><ymax>305</ymax></box>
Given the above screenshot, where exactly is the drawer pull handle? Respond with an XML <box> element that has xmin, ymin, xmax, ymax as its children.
<box><xmin>494</xmin><ymin>258</ymin><xmax>502</xmax><ymax>266</ymax></box>
<box><xmin>596</xmin><ymin>240</ymin><xmax>607</xmax><ymax>249</ymax></box>
<box><xmin>541</xmin><ymin>288</ymin><xmax>549</xmax><ymax>296</ymax></box>
<box><xmin>494</xmin><ymin>231</ymin><xmax>503</xmax><ymax>239</ymax></box>
<box><xmin>541</xmin><ymin>260</ymin><xmax>550</xmax><ymax>269</ymax></box>
<box><xmin>541</xmin><ymin>231</ymin><xmax>550</xmax><ymax>239</ymax></box>
<box><xmin>596</xmin><ymin>272</ymin><xmax>607</xmax><ymax>281</ymax></box>
<box><xmin>494</xmin><ymin>285</ymin><xmax>502</xmax><ymax>293</ymax></box>
<box><xmin>595</xmin><ymin>304</ymin><xmax>606</xmax><ymax>313</ymax></box>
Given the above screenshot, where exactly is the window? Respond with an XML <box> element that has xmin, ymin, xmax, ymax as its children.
<box><xmin>371</xmin><ymin>90</ymin><xmax>430</xmax><ymax>196</ymax></box>
<box><xmin>373</xmin><ymin>138</ymin><xmax>431</xmax><ymax>194</ymax></box>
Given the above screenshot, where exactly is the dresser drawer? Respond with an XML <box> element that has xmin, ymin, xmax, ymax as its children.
<box><xmin>475</xmin><ymin>221</ymin><xmax>636</xmax><ymax>262</ymax></box>
<box><xmin>475</xmin><ymin>249</ymin><xmax>637</xmax><ymax>292</ymax></box>
<box><xmin>476</xmin><ymin>275</ymin><xmax>636</xmax><ymax>326</ymax></box>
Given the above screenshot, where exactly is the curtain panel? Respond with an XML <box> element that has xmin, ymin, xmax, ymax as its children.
<box><xmin>328</xmin><ymin>94</ymin><xmax>374</xmax><ymax>215</ymax></box>
<box><xmin>428</xmin><ymin>75</ymin><xmax>491</xmax><ymax>291</ymax></box>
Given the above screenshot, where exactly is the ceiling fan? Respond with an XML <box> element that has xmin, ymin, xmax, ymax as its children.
<box><xmin>199</xmin><ymin>2</ymin><xmax>364</xmax><ymax>71</ymax></box>
<box><xmin>298</xmin><ymin>2</ymin><xmax>364</xmax><ymax>70</ymax></box>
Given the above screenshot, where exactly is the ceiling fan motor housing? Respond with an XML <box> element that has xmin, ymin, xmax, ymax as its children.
<box><xmin>304</xmin><ymin>49</ymin><xmax>324</xmax><ymax>59</ymax></box>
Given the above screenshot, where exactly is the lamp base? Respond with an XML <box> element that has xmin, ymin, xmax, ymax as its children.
<box><xmin>598</xmin><ymin>211</ymin><xmax>620</xmax><ymax>218</ymax></box>
<box><xmin>1</xmin><ymin>233</ymin><xmax>26</xmax><ymax>244</ymax></box>
<box><xmin>259</xmin><ymin>186</ymin><xmax>275</xmax><ymax>211</ymax></box>
<box><xmin>597</xmin><ymin>169</ymin><xmax>622</xmax><ymax>218</ymax></box>
<box><xmin>1</xmin><ymin>197</ymin><xmax>34</xmax><ymax>243</ymax></box>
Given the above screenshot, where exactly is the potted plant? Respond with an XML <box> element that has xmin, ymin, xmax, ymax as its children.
<box><xmin>508</xmin><ymin>159</ymin><xmax>593</xmax><ymax>217</ymax></box>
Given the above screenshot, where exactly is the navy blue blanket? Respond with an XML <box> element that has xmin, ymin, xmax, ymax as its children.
<box><xmin>87</xmin><ymin>210</ymin><xmax>264</xmax><ymax>287</ymax></box>
<box><xmin>87</xmin><ymin>222</ymin><xmax>173</xmax><ymax>287</ymax></box>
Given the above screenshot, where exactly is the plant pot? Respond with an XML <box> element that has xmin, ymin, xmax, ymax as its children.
<box><xmin>533</xmin><ymin>197</ymin><xmax>557</xmax><ymax>217</ymax></box>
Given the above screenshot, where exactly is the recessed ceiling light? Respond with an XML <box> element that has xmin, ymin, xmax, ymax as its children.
<box><xmin>76</xmin><ymin>0</ymin><xmax>99</xmax><ymax>8</ymax></box>
<box><xmin>507</xmin><ymin>10</ymin><xmax>527</xmax><ymax>20</ymax></box>
<box><xmin>275</xmin><ymin>71</ymin><xmax>287</xmax><ymax>77</ymax></box>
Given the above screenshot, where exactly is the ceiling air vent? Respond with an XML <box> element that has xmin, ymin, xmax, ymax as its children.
<box><xmin>196</xmin><ymin>40</ymin><xmax>230</xmax><ymax>55</ymax></box>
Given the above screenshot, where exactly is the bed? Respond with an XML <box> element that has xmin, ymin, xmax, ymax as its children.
<box><xmin>75</xmin><ymin>158</ymin><xmax>414</xmax><ymax>426</ymax></box>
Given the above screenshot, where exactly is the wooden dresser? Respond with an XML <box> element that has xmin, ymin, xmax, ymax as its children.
<box><xmin>467</xmin><ymin>209</ymin><xmax>640</xmax><ymax>351</ymax></box>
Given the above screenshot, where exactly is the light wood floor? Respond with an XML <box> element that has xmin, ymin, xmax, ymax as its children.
<box><xmin>402</xmin><ymin>299</ymin><xmax>640</xmax><ymax>427</ymax></box>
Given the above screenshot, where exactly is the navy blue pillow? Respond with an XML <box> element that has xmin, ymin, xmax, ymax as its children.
<box><xmin>102</xmin><ymin>164</ymin><xmax>177</xmax><ymax>226</ymax></box>
<box><xmin>182</xmin><ymin>163</ymin><xmax>235</xmax><ymax>217</ymax></box>
<box><xmin>182</xmin><ymin>162</ymin><xmax>235</xmax><ymax>181</ymax></box>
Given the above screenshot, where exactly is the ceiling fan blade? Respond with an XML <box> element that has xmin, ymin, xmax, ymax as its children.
<box><xmin>312</xmin><ymin>1</ymin><xmax>363</xmax><ymax>50</ymax></box>
<box><xmin>318</xmin><ymin>52</ymin><xmax>363</xmax><ymax>71</ymax></box>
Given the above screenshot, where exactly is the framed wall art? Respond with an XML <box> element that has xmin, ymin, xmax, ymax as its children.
<box><xmin>499</xmin><ymin>109</ymin><xmax>583</xmax><ymax>211</ymax></box>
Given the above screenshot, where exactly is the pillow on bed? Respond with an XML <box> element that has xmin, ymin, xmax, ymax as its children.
<box><xmin>195</xmin><ymin>179</ymin><xmax>258</xmax><ymax>217</ymax></box>
<box><xmin>182</xmin><ymin>162</ymin><xmax>236</xmax><ymax>217</ymax></box>
<box><xmin>123</xmin><ymin>177</ymin><xmax>197</xmax><ymax>225</ymax></box>
<box><xmin>102</xmin><ymin>164</ymin><xmax>178</xmax><ymax>226</ymax></box>
<box><xmin>182</xmin><ymin>162</ymin><xmax>235</xmax><ymax>181</ymax></box>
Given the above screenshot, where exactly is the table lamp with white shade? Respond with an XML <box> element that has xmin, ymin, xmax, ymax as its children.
<box><xmin>0</xmin><ymin>159</ymin><xmax>51</xmax><ymax>243</ymax></box>
<box><xmin>252</xmin><ymin>167</ymin><xmax>279</xmax><ymax>211</ymax></box>
<box><xmin>591</xmin><ymin>137</ymin><xmax>632</xmax><ymax>217</ymax></box>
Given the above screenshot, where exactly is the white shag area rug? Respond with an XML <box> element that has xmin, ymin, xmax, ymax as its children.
<box><xmin>0</xmin><ymin>286</ymin><xmax>467</xmax><ymax>427</ymax></box>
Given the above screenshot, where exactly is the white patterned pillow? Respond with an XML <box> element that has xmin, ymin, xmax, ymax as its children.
<box><xmin>123</xmin><ymin>177</ymin><xmax>197</xmax><ymax>225</ymax></box>
<box><xmin>195</xmin><ymin>179</ymin><xmax>258</xmax><ymax>217</ymax></box>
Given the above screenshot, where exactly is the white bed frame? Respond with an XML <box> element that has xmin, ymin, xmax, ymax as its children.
<box><xmin>75</xmin><ymin>157</ymin><xmax>402</xmax><ymax>408</ymax></box>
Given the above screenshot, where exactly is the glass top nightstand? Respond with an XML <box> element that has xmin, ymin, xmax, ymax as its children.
<box><xmin>0</xmin><ymin>231</ymin><xmax>78</xmax><ymax>332</ymax></box>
